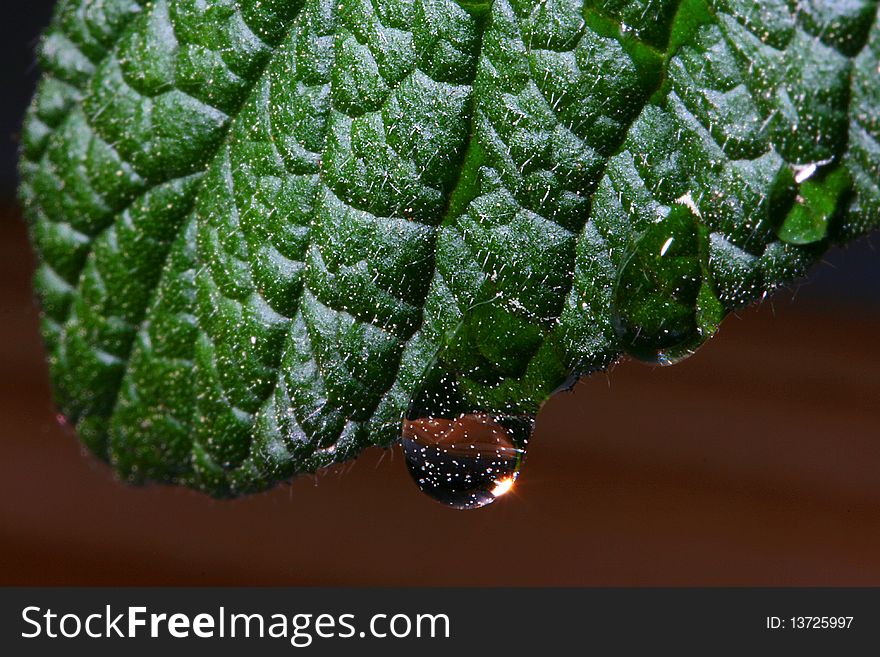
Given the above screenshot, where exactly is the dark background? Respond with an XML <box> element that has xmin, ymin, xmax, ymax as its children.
<box><xmin>1</xmin><ymin>2</ymin><xmax>879</xmax><ymax>586</ymax></box>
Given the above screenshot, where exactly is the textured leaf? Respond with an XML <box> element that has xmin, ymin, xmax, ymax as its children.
<box><xmin>20</xmin><ymin>0</ymin><xmax>880</xmax><ymax>496</ymax></box>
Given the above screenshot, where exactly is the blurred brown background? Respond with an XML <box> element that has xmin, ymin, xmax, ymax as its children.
<box><xmin>3</xmin><ymin>207</ymin><xmax>879</xmax><ymax>586</ymax></box>
<box><xmin>2</xmin><ymin>1</ymin><xmax>879</xmax><ymax>587</ymax></box>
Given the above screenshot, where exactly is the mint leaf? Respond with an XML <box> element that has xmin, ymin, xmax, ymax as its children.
<box><xmin>20</xmin><ymin>0</ymin><xmax>880</xmax><ymax>496</ymax></box>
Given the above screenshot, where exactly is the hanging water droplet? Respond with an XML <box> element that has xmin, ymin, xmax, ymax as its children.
<box><xmin>611</xmin><ymin>205</ymin><xmax>723</xmax><ymax>365</ymax></box>
<box><xmin>401</xmin><ymin>369</ymin><xmax>532</xmax><ymax>510</ymax></box>
<box><xmin>401</xmin><ymin>413</ymin><xmax>529</xmax><ymax>509</ymax></box>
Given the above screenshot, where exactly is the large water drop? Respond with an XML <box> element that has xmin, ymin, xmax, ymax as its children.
<box><xmin>401</xmin><ymin>370</ymin><xmax>532</xmax><ymax>510</ymax></box>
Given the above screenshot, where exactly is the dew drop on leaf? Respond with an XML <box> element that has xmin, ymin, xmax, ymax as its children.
<box><xmin>611</xmin><ymin>205</ymin><xmax>724</xmax><ymax>366</ymax></box>
<box><xmin>401</xmin><ymin>370</ymin><xmax>532</xmax><ymax>510</ymax></box>
<box><xmin>776</xmin><ymin>165</ymin><xmax>851</xmax><ymax>245</ymax></box>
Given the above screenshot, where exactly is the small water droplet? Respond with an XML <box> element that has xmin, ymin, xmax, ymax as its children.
<box><xmin>401</xmin><ymin>369</ymin><xmax>532</xmax><ymax>510</ymax></box>
<box><xmin>611</xmin><ymin>205</ymin><xmax>723</xmax><ymax>365</ymax></box>
<box><xmin>777</xmin><ymin>164</ymin><xmax>850</xmax><ymax>245</ymax></box>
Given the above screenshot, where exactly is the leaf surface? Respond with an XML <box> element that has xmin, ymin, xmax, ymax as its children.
<box><xmin>21</xmin><ymin>0</ymin><xmax>880</xmax><ymax>495</ymax></box>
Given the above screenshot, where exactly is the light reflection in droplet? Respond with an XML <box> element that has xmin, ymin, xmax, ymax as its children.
<box><xmin>401</xmin><ymin>412</ymin><xmax>528</xmax><ymax>510</ymax></box>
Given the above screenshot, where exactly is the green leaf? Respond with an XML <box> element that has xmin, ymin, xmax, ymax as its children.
<box><xmin>20</xmin><ymin>0</ymin><xmax>880</xmax><ymax>497</ymax></box>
